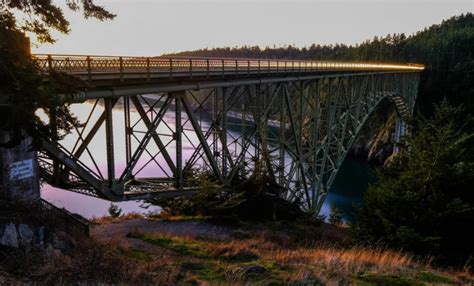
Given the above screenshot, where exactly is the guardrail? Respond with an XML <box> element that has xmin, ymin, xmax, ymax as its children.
<box><xmin>36</xmin><ymin>198</ymin><xmax>90</xmax><ymax>237</ymax></box>
<box><xmin>33</xmin><ymin>54</ymin><xmax>424</xmax><ymax>80</ymax></box>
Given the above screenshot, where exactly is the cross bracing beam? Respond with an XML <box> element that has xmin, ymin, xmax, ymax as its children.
<box><xmin>39</xmin><ymin>65</ymin><xmax>421</xmax><ymax>215</ymax></box>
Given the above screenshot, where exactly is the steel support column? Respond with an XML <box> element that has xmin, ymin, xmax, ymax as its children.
<box><xmin>104</xmin><ymin>98</ymin><xmax>115</xmax><ymax>188</ymax></box>
<box><xmin>173</xmin><ymin>91</ymin><xmax>183</xmax><ymax>189</ymax></box>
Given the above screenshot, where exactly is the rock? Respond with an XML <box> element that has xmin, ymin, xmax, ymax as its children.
<box><xmin>291</xmin><ymin>270</ymin><xmax>324</xmax><ymax>286</ymax></box>
<box><xmin>36</xmin><ymin>226</ymin><xmax>45</xmax><ymax>246</ymax></box>
<box><xmin>50</xmin><ymin>232</ymin><xmax>74</xmax><ymax>252</ymax></box>
<box><xmin>0</xmin><ymin>223</ymin><xmax>18</xmax><ymax>248</ymax></box>
<box><xmin>44</xmin><ymin>243</ymin><xmax>61</xmax><ymax>258</ymax></box>
<box><xmin>18</xmin><ymin>224</ymin><xmax>34</xmax><ymax>245</ymax></box>
<box><xmin>51</xmin><ymin>233</ymin><xmax>62</xmax><ymax>249</ymax></box>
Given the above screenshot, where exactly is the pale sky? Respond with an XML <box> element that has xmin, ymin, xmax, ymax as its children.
<box><xmin>31</xmin><ymin>0</ymin><xmax>473</xmax><ymax>56</ymax></box>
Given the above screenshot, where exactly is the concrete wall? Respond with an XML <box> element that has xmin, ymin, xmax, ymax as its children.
<box><xmin>0</xmin><ymin>32</ymin><xmax>38</xmax><ymax>203</ymax></box>
<box><xmin>0</xmin><ymin>130</ymin><xmax>40</xmax><ymax>204</ymax></box>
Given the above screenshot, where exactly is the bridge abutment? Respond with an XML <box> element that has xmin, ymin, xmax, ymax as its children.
<box><xmin>0</xmin><ymin>130</ymin><xmax>40</xmax><ymax>204</ymax></box>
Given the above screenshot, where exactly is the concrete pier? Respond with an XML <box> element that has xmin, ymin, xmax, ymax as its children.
<box><xmin>0</xmin><ymin>130</ymin><xmax>40</xmax><ymax>204</ymax></box>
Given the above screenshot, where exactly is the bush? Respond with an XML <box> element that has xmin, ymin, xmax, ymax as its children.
<box><xmin>329</xmin><ymin>203</ymin><xmax>343</xmax><ymax>226</ymax></box>
<box><xmin>351</xmin><ymin>100</ymin><xmax>474</xmax><ymax>267</ymax></box>
<box><xmin>149</xmin><ymin>173</ymin><xmax>304</xmax><ymax>222</ymax></box>
<box><xmin>108</xmin><ymin>203</ymin><xmax>122</xmax><ymax>218</ymax></box>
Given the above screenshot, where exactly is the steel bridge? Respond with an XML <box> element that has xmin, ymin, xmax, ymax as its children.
<box><xmin>34</xmin><ymin>54</ymin><xmax>423</xmax><ymax>214</ymax></box>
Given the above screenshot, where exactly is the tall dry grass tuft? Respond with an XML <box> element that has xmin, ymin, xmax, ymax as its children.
<box><xmin>206</xmin><ymin>235</ymin><xmax>421</xmax><ymax>277</ymax></box>
<box><xmin>29</xmin><ymin>238</ymin><xmax>195</xmax><ymax>285</ymax></box>
<box><xmin>90</xmin><ymin>212</ymin><xmax>144</xmax><ymax>225</ymax></box>
<box><xmin>31</xmin><ymin>239</ymin><xmax>153</xmax><ymax>284</ymax></box>
<box><xmin>209</xmin><ymin>240</ymin><xmax>260</xmax><ymax>261</ymax></box>
<box><xmin>269</xmin><ymin>246</ymin><xmax>417</xmax><ymax>274</ymax></box>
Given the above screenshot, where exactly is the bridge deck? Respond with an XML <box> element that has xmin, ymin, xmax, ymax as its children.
<box><xmin>34</xmin><ymin>54</ymin><xmax>424</xmax><ymax>88</ymax></box>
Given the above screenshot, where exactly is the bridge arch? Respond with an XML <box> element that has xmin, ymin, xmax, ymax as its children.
<box><xmin>246</xmin><ymin>75</ymin><xmax>420</xmax><ymax>214</ymax></box>
<box><xmin>299</xmin><ymin>92</ymin><xmax>412</xmax><ymax>213</ymax></box>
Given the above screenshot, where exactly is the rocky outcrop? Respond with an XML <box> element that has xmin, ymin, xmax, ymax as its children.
<box><xmin>349</xmin><ymin>104</ymin><xmax>398</xmax><ymax>167</ymax></box>
<box><xmin>0</xmin><ymin>222</ymin><xmax>74</xmax><ymax>254</ymax></box>
<box><xmin>1</xmin><ymin>223</ymin><xmax>40</xmax><ymax>248</ymax></box>
<box><xmin>366</xmin><ymin>115</ymin><xmax>397</xmax><ymax>166</ymax></box>
<box><xmin>0</xmin><ymin>223</ymin><xmax>18</xmax><ymax>248</ymax></box>
<box><xmin>18</xmin><ymin>224</ymin><xmax>34</xmax><ymax>245</ymax></box>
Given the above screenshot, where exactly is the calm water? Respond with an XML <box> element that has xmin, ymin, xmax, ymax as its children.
<box><xmin>325</xmin><ymin>156</ymin><xmax>369</xmax><ymax>221</ymax></box>
<box><xmin>41</xmin><ymin>99</ymin><xmax>369</xmax><ymax>220</ymax></box>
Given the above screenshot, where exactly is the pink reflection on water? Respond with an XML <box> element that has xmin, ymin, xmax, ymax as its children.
<box><xmin>41</xmin><ymin>185</ymin><xmax>161</xmax><ymax>219</ymax></box>
<box><xmin>41</xmin><ymin>97</ymin><xmax>311</xmax><ymax>219</ymax></box>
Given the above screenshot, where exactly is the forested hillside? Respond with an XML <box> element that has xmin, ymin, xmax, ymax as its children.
<box><xmin>167</xmin><ymin>13</ymin><xmax>473</xmax><ymax>115</ymax></box>
<box><xmin>168</xmin><ymin>13</ymin><xmax>472</xmax><ymax>71</ymax></box>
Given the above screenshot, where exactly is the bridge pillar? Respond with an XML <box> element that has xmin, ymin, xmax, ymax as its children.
<box><xmin>172</xmin><ymin>91</ymin><xmax>184</xmax><ymax>189</ymax></box>
<box><xmin>393</xmin><ymin>117</ymin><xmax>406</xmax><ymax>154</ymax></box>
<box><xmin>104</xmin><ymin>98</ymin><xmax>116</xmax><ymax>188</ymax></box>
<box><xmin>0</xmin><ymin>130</ymin><xmax>40</xmax><ymax>204</ymax></box>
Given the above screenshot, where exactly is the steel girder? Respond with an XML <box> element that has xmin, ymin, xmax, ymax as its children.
<box><xmin>39</xmin><ymin>72</ymin><xmax>420</xmax><ymax>215</ymax></box>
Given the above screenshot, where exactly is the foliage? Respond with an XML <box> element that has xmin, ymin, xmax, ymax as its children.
<box><xmin>169</xmin><ymin>13</ymin><xmax>473</xmax><ymax>74</ymax></box>
<box><xmin>351</xmin><ymin>100</ymin><xmax>474</xmax><ymax>267</ymax></box>
<box><xmin>168</xmin><ymin>13</ymin><xmax>473</xmax><ymax>117</ymax></box>
<box><xmin>0</xmin><ymin>0</ymin><xmax>114</xmax><ymax>147</ymax></box>
<box><xmin>30</xmin><ymin>240</ymin><xmax>154</xmax><ymax>284</ymax></box>
<box><xmin>107</xmin><ymin>203</ymin><xmax>122</xmax><ymax>218</ymax></box>
<box><xmin>1</xmin><ymin>0</ymin><xmax>115</xmax><ymax>44</ymax></box>
<box><xmin>149</xmin><ymin>170</ymin><xmax>304</xmax><ymax>221</ymax></box>
<box><xmin>0</xmin><ymin>37</ymin><xmax>83</xmax><ymax>146</ymax></box>
<box><xmin>3</xmin><ymin>207</ymin><xmax>473</xmax><ymax>285</ymax></box>
<box><xmin>329</xmin><ymin>203</ymin><xmax>343</xmax><ymax>226</ymax></box>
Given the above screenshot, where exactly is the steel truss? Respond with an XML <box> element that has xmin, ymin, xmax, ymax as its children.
<box><xmin>39</xmin><ymin>72</ymin><xmax>420</xmax><ymax>215</ymax></box>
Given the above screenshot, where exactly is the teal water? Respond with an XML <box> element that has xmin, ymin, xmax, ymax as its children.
<box><xmin>324</xmin><ymin>156</ymin><xmax>370</xmax><ymax>222</ymax></box>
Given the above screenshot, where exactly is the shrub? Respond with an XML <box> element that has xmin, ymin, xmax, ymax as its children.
<box><xmin>108</xmin><ymin>203</ymin><xmax>122</xmax><ymax>218</ymax></box>
<box><xmin>351</xmin><ymin>100</ymin><xmax>474</xmax><ymax>267</ymax></box>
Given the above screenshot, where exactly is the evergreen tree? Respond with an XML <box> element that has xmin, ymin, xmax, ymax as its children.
<box><xmin>351</xmin><ymin>100</ymin><xmax>474</xmax><ymax>266</ymax></box>
<box><xmin>329</xmin><ymin>203</ymin><xmax>343</xmax><ymax>225</ymax></box>
<box><xmin>108</xmin><ymin>203</ymin><xmax>122</xmax><ymax>218</ymax></box>
<box><xmin>0</xmin><ymin>1</ymin><xmax>114</xmax><ymax>146</ymax></box>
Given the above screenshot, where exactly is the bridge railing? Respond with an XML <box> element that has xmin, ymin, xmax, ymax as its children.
<box><xmin>33</xmin><ymin>54</ymin><xmax>424</xmax><ymax>80</ymax></box>
<box><xmin>35</xmin><ymin>198</ymin><xmax>90</xmax><ymax>237</ymax></box>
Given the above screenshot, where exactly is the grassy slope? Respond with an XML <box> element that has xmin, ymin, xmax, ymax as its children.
<box><xmin>87</xmin><ymin>215</ymin><xmax>472</xmax><ymax>285</ymax></box>
<box><xmin>2</xmin><ymin>207</ymin><xmax>471</xmax><ymax>285</ymax></box>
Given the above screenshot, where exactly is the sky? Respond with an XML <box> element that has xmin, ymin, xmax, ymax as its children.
<box><xmin>31</xmin><ymin>0</ymin><xmax>473</xmax><ymax>56</ymax></box>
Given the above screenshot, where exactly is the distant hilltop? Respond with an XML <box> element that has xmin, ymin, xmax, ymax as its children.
<box><xmin>165</xmin><ymin>13</ymin><xmax>473</xmax><ymax>73</ymax></box>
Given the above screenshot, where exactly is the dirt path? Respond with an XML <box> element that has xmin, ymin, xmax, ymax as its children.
<box><xmin>91</xmin><ymin>218</ymin><xmax>234</xmax><ymax>245</ymax></box>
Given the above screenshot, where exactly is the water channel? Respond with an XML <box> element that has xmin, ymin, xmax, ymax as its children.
<box><xmin>41</xmin><ymin>98</ymin><xmax>369</xmax><ymax>221</ymax></box>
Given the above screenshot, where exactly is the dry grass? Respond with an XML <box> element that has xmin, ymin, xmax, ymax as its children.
<box><xmin>148</xmin><ymin>213</ymin><xmax>212</xmax><ymax>221</ymax></box>
<box><xmin>90</xmin><ymin>212</ymin><xmax>145</xmax><ymax>225</ymax></box>
<box><xmin>128</xmin><ymin>228</ymin><xmax>472</xmax><ymax>285</ymax></box>
<box><xmin>90</xmin><ymin>212</ymin><xmax>211</xmax><ymax>225</ymax></box>
<box><xmin>5</xmin><ymin>211</ymin><xmax>471</xmax><ymax>285</ymax></box>
<box><xmin>205</xmin><ymin>237</ymin><xmax>420</xmax><ymax>283</ymax></box>
<box><xmin>31</xmin><ymin>239</ymin><xmax>151</xmax><ymax>284</ymax></box>
<box><xmin>452</xmin><ymin>267</ymin><xmax>474</xmax><ymax>283</ymax></box>
<box><xmin>9</xmin><ymin>232</ymin><xmax>466</xmax><ymax>285</ymax></box>
<box><xmin>29</xmin><ymin>238</ymin><xmax>197</xmax><ymax>285</ymax></box>
<box><xmin>270</xmin><ymin>246</ymin><xmax>416</xmax><ymax>272</ymax></box>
